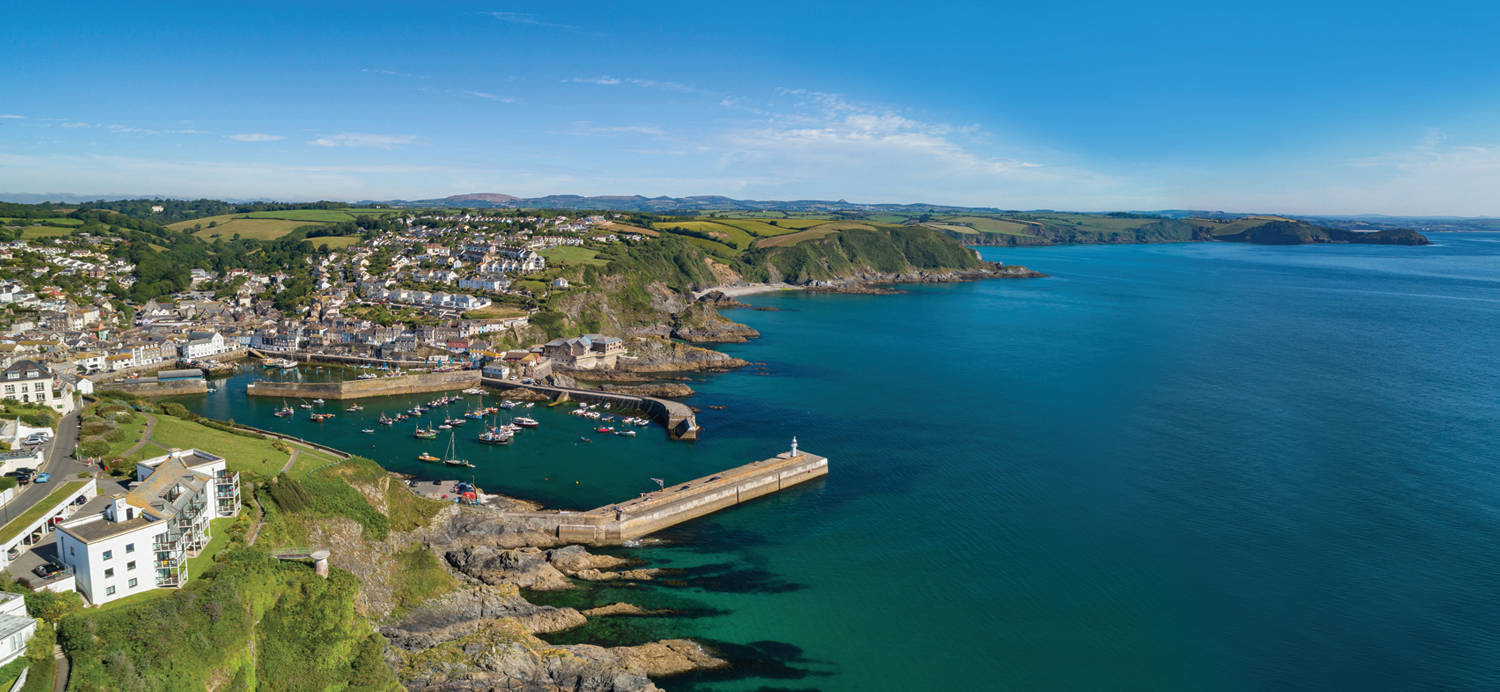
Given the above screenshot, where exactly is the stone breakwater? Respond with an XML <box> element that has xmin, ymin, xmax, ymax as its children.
<box><xmin>451</xmin><ymin>450</ymin><xmax>830</xmax><ymax>547</ymax></box>
<box><xmin>245</xmin><ymin>370</ymin><xmax>479</xmax><ymax>400</ymax></box>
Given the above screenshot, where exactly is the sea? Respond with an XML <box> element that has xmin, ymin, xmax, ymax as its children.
<box><xmin>178</xmin><ymin>233</ymin><xmax>1500</xmax><ymax>691</ymax></box>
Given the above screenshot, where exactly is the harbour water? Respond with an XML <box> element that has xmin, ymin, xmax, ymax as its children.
<box><xmin>179</xmin><ymin>233</ymin><xmax>1500</xmax><ymax>690</ymax></box>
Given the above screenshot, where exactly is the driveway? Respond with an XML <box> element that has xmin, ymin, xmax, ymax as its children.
<box><xmin>0</xmin><ymin>411</ymin><xmax>91</xmax><ymax>531</ymax></box>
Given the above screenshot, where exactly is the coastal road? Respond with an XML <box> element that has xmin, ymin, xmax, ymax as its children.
<box><xmin>0</xmin><ymin>411</ymin><xmax>90</xmax><ymax>528</ymax></box>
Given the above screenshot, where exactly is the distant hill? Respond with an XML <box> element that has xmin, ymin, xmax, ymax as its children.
<box><xmin>360</xmin><ymin>192</ymin><xmax>1008</xmax><ymax>214</ymax></box>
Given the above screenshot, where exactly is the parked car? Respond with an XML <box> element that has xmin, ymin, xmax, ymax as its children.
<box><xmin>33</xmin><ymin>473</ymin><xmax>50</xmax><ymax>483</ymax></box>
<box><xmin>31</xmin><ymin>562</ymin><xmax>63</xmax><ymax>578</ymax></box>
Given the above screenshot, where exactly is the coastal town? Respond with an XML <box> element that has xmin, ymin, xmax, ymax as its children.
<box><xmin>0</xmin><ymin>200</ymin><xmax>849</xmax><ymax>690</ymax></box>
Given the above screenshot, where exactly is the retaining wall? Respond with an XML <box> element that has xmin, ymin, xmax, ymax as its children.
<box><xmin>246</xmin><ymin>370</ymin><xmax>479</xmax><ymax>401</ymax></box>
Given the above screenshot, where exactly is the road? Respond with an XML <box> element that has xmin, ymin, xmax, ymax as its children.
<box><xmin>0</xmin><ymin>411</ymin><xmax>90</xmax><ymax>528</ymax></box>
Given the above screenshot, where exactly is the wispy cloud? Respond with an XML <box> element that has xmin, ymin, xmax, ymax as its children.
<box><xmin>361</xmin><ymin>67</ymin><xmax>427</xmax><ymax>80</ymax></box>
<box><xmin>464</xmin><ymin>90</ymin><xmax>515</xmax><ymax>103</ymax></box>
<box><xmin>564</xmin><ymin>76</ymin><xmax>697</xmax><ymax>93</ymax></box>
<box><xmin>0</xmin><ymin>115</ymin><xmax>22</xmax><ymax>120</ymax></box>
<box><xmin>484</xmin><ymin>11</ymin><xmax>580</xmax><ymax>31</ymax></box>
<box><xmin>59</xmin><ymin>122</ymin><xmax>97</xmax><ymax>129</ymax></box>
<box><xmin>567</xmin><ymin>122</ymin><xmax>665</xmax><ymax>137</ymax></box>
<box><xmin>566</xmin><ymin>76</ymin><xmax>622</xmax><ymax>86</ymax></box>
<box><xmin>308</xmin><ymin>133</ymin><xmax>421</xmax><ymax>149</ymax></box>
<box><xmin>228</xmin><ymin>133</ymin><xmax>284</xmax><ymax>142</ymax></box>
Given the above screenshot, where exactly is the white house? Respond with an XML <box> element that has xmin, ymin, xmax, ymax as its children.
<box><xmin>179</xmin><ymin>331</ymin><xmax>229</xmax><ymax>360</ymax></box>
<box><xmin>0</xmin><ymin>359</ymin><xmax>70</xmax><ymax>413</ymax></box>
<box><xmin>0</xmin><ymin>592</ymin><xmax>35</xmax><ymax>665</ymax></box>
<box><xmin>56</xmin><ymin>449</ymin><xmax>239</xmax><ymax>605</ymax></box>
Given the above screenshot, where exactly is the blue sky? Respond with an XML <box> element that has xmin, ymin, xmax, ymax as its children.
<box><xmin>4</xmin><ymin>1</ymin><xmax>1500</xmax><ymax>214</ymax></box>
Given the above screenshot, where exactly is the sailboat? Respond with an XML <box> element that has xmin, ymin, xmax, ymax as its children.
<box><xmin>443</xmin><ymin>432</ymin><xmax>473</xmax><ymax>467</ymax></box>
<box><xmin>274</xmin><ymin>401</ymin><xmax>293</xmax><ymax>417</ymax></box>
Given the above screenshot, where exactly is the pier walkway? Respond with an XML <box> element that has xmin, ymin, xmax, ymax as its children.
<box><xmin>499</xmin><ymin>445</ymin><xmax>828</xmax><ymax>545</ymax></box>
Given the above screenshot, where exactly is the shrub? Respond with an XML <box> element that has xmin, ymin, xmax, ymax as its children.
<box><xmin>77</xmin><ymin>438</ymin><xmax>109</xmax><ymax>458</ymax></box>
<box><xmin>18</xmin><ymin>412</ymin><xmax>51</xmax><ymax>428</ymax></box>
<box><xmin>160</xmin><ymin>402</ymin><xmax>189</xmax><ymax>418</ymax></box>
<box><xmin>26</xmin><ymin>590</ymin><xmax>83</xmax><ymax>621</ymax></box>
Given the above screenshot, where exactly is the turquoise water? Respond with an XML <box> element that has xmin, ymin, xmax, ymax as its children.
<box><xmin>182</xmin><ymin>233</ymin><xmax>1500</xmax><ymax>690</ymax></box>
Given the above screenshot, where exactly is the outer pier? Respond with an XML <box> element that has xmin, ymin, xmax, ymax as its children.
<box><xmin>500</xmin><ymin>445</ymin><xmax>829</xmax><ymax>545</ymax></box>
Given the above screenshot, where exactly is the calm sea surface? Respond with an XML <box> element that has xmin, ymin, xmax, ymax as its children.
<box><xmin>180</xmin><ymin>233</ymin><xmax>1500</xmax><ymax>691</ymax></box>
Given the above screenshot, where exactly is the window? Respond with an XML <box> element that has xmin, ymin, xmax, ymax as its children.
<box><xmin>125</xmin><ymin>543</ymin><xmax>134</xmax><ymax>553</ymax></box>
<box><xmin>127</xmin><ymin>561</ymin><xmax>135</xmax><ymax>571</ymax></box>
<box><xmin>102</xmin><ymin>550</ymin><xmax>112</xmax><ymax>560</ymax></box>
<box><xmin>104</xmin><ymin>568</ymin><xmax>114</xmax><ymax>578</ymax></box>
<box><xmin>128</xmin><ymin>578</ymin><xmax>137</xmax><ymax>588</ymax></box>
<box><xmin>2</xmin><ymin>385</ymin><xmax>10</xmax><ymax>394</ymax></box>
<box><xmin>105</xmin><ymin>586</ymin><xmax>115</xmax><ymax>596</ymax></box>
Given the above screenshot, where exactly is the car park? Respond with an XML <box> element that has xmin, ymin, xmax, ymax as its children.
<box><xmin>31</xmin><ymin>562</ymin><xmax>63</xmax><ymax>578</ymax></box>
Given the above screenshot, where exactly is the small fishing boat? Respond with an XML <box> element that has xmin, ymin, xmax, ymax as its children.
<box><xmin>299</xmin><ymin>403</ymin><xmax>313</xmax><ymax>409</ymax></box>
<box><xmin>310</xmin><ymin>412</ymin><xmax>333</xmax><ymax>422</ymax></box>
<box><xmin>595</xmin><ymin>426</ymin><xmax>615</xmax><ymax>434</ymax></box>
<box><xmin>346</xmin><ymin>403</ymin><xmax>363</xmax><ymax>412</ymax></box>
<box><xmin>361</xmin><ymin>428</ymin><xmax>374</xmax><ymax>434</ymax></box>
<box><xmin>414</xmin><ymin>424</ymin><xmax>437</xmax><ymax>439</ymax></box>
<box><xmin>477</xmin><ymin>426</ymin><xmax>513</xmax><ymax>445</ymax></box>
<box><xmin>312</xmin><ymin>398</ymin><xmax>324</xmax><ymax>404</ymax></box>
<box><xmin>378</xmin><ymin>414</ymin><xmax>393</xmax><ymax>425</ymax></box>
<box><xmin>615</xmin><ymin>429</ymin><xmax>636</xmax><ymax>437</ymax></box>
<box><xmin>514</xmin><ymin>417</ymin><xmax>539</xmax><ymax>428</ymax></box>
<box><xmin>417</xmin><ymin>452</ymin><xmax>440</xmax><ymax>463</ymax></box>
<box><xmin>357</xmin><ymin>373</ymin><xmax>378</xmax><ymax>380</ymax></box>
<box><xmin>274</xmin><ymin>402</ymin><xmax>294</xmax><ymax>417</ymax></box>
<box><xmin>447</xmin><ymin>417</ymin><xmax>466</xmax><ymax>426</ymax></box>
<box><xmin>579</xmin><ymin>436</ymin><xmax>592</xmax><ymax>443</ymax></box>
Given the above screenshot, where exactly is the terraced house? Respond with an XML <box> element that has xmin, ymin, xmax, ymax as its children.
<box><xmin>0</xmin><ymin>359</ymin><xmax>70</xmax><ymax>413</ymax></box>
<box><xmin>56</xmin><ymin>449</ymin><xmax>240</xmax><ymax>605</ymax></box>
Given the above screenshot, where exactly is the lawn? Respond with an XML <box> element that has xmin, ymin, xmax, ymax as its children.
<box><xmin>94</xmin><ymin>588</ymin><xmax>172</xmax><ymax>613</ymax></box>
<box><xmin>184</xmin><ymin>517</ymin><xmax>235</xmax><ymax>578</ymax></box>
<box><xmin>102</xmin><ymin>415</ymin><xmax>150</xmax><ymax>459</ymax></box>
<box><xmin>0</xmin><ymin>481</ymin><xmax>89</xmax><ymax>543</ymax></box>
<box><xmin>141</xmin><ymin>414</ymin><xmax>291</xmax><ymax>476</ymax></box>
<box><xmin>242</xmin><ymin>209</ymin><xmax>356</xmax><ymax>222</ymax></box>
<box><xmin>539</xmin><ymin>246</ymin><xmax>607</xmax><ymax>266</ymax></box>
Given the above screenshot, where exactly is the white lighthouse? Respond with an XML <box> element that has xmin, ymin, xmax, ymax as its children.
<box><xmin>790</xmin><ymin>436</ymin><xmax>798</xmax><ymax>457</ymax></box>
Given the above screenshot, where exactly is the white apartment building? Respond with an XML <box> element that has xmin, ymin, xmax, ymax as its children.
<box><xmin>0</xmin><ymin>593</ymin><xmax>35</xmax><ymax>665</ymax></box>
<box><xmin>179</xmin><ymin>331</ymin><xmax>229</xmax><ymax>360</ymax></box>
<box><xmin>56</xmin><ymin>449</ymin><xmax>240</xmax><ymax>605</ymax></box>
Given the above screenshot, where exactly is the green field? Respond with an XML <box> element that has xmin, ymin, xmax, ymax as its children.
<box><xmin>761</xmin><ymin>218</ymin><xmax>829</xmax><ymax>230</ymax></box>
<box><xmin>242</xmin><ymin>209</ymin><xmax>356</xmax><ymax>222</ymax></box>
<box><xmin>711</xmin><ymin>218</ymin><xmax>807</xmax><ymax>237</ymax></box>
<box><xmin>168</xmin><ymin>214</ymin><xmax>326</xmax><ymax>241</ymax></box>
<box><xmin>754</xmin><ymin>221</ymin><xmax>872</xmax><ymax>247</ymax></box>
<box><xmin>924</xmin><ymin>223</ymin><xmax>980</xmax><ymax>235</ymax></box>
<box><xmin>539</xmin><ymin>245</ymin><xmax>608</xmax><ymax>266</ymax></box>
<box><xmin>308</xmin><ymin>235</ymin><xmax>363</xmax><ymax>250</ymax></box>
<box><xmin>18</xmin><ymin>226</ymin><xmax>74</xmax><ymax>239</ymax></box>
<box><xmin>932</xmin><ymin>216</ymin><xmax>1039</xmax><ymax>237</ymax></box>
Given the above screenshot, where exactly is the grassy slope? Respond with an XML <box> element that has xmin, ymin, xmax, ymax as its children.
<box><xmin>539</xmin><ymin>246</ymin><xmax>607</xmax><ymax>266</ymax></box>
<box><xmin>167</xmin><ymin>214</ymin><xmax>326</xmax><ymax>241</ymax></box>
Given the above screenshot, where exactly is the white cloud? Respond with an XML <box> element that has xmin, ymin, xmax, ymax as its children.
<box><xmin>59</xmin><ymin>122</ymin><xmax>96</xmax><ymax>129</ymax></box>
<box><xmin>484</xmin><ymin>11</ymin><xmax>578</xmax><ymax>31</ymax></box>
<box><xmin>228</xmin><ymin>133</ymin><xmax>284</xmax><ymax>142</ymax></box>
<box><xmin>707</xmin><ymin>89</ymin><xmax>1134</xmax><ymax>208</ymax></box>
<box><xmin>464</xmin><ymin>90</ymin><xmax>514</xmax><ymax>103</ymax></box>
<box><xmin>567</xmin><ymin>122</ymin><xmax>665</xmax><ymax>137</ymax></box>
<box><xmin>0</xmin><ymin>115</ymin><xmax>22</xmax><ymax>120</ymax></box>
<box><xmin>308</xmin><ymin>133</ymin><xmax>421</xmax><ymax>149</ymax></box>
<box><xmin>564</xmin><ymin>76</ymin><xmax>696</xmax><ymax>92</ymax></box>
<box><xmin>566</xmin><ymin>76</ymin><xmax>622</xmax><ymax>85</ymax></box>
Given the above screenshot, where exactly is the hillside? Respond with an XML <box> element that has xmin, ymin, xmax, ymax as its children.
<box><xmin>913</xmin><ymin>212</ymin><xmax>1430</xmax><ymax>246</ymax></box>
